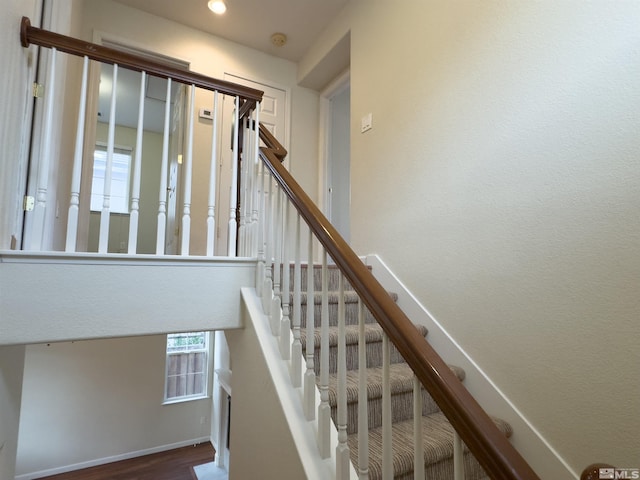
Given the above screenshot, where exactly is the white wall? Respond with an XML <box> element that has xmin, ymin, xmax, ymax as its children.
<box><xmin>0</xmin><ymin>346</ymin><xmax>26</xmax><ymax>480</ymax></box>
<box><xmin>321</xmin><ymin>0</ymin><xmax>639</xmax><ymax>476</ymax></box>
<box><xmin>16</xmin><ymin>336</ymin><xmax>212</xmax><ymax>477</ymax></box>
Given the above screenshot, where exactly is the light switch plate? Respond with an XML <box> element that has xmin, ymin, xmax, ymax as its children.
<box><xmin>361</xmin><ymin>113</ymin><xmax>372</xmax><ymax>133</ymax></box>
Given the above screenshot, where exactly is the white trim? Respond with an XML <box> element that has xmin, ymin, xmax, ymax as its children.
<box><xmin>364</xmin><ymin>254</ymin><xmax>579</xmax><ymax>480</ymax></box>
<box><xmin>318</xmin><ymin>69</ymin><xmax>350</xmax><ymax>219</ymax></box>
<box><xmin>14</xmin><ymin>437</ymin><xmax>210</xmax><ymax>480</ymax></box>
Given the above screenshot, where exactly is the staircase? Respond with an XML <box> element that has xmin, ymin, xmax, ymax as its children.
<box><xmin>292</xmin><ymin>264</ymin><xmax>513</xmax><ymax>479</ymax></box>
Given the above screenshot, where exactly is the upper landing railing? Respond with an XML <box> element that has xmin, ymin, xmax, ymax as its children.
<box><xmin>21</xmin><ymin>16</ymin><xmax>262</xmax><ymax>256</ymax></box>
<box><xmin>21</xmin><ymin>16</ymin><xmax>543</xmax><ymax>480</ymax></box>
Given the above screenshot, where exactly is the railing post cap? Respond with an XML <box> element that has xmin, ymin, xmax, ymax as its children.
<box><xmin>21</xmin><ymin>16</ymin><xmax>31</xmax><ymax>48</ymax></box>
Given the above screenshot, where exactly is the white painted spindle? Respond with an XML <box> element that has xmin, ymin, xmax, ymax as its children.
<box><xmin>262</xmin><ymin>176</ymin><xmax>274</xmax><ymax>313</ymax></box>
<box><xmin>206</xmin><ymin>90</ymin><xmax>219</xmax><ymax>256</ymax></box>
<box><xmin>291</xmin><ymin>213</ymin><xmax>302</xmax><ymax>387</ymax></box>
<box><xmin>270</xmin><ymin>185</ymin><xmax>282</xmax><ymax>336</ymax></box>
<box><xmin>180</xmin><ymin>85</ymin><xmax>195</xmax><ymax>256</ymax></box>
<box><xmin>156</xmin><ymin>78</ymin><xmax>172</xmax><ymax>255</ymax></box>
<box><xmin>255</xmin><ymin>159</ymin><xmax>266</xmax><ymax>295</ymax></box>
<box><xmin>227</xmin><ymin>95</ymin><xmax>240</xmax><ymax>256</ymax></box>
<box><xmin>336</xmin><ymin>272</ymin><xmax>350</xmax><ymax>480</ymax></box>
<box><xmin>127</xmin><ymin>71</ymin><xmax>146</xmax><ymax>254</ymax></box>
<box><xmin>250</xmin><ymin>105</ymin><xmax>261</xmax><ymax>256</ymax></box>
<box><xmin>382</xmin><ymin>333</ymin><xmax>393</xmax><ymax>479</ymax></box>
<box><xmin>453</xmin><ymin>431</ymin><xmax>465</xmax><ymax>480</ymax></box>
<box><xmin>279</xmin><ymin>200</ymin><xmax>291</xmax><ymax>360</ymax></box>
<box><xmin>29</xmin><ymin>47</ymin><xmax>57</xmax><ymax>251</ymax></box>
<box><xmin>317</xmin><ymin>248</ymin><xmax>331</xmax><ymax>458</ymax></box>
<box><xmin>98</xmin><ymin>63</ymin><xmax>118</xmax><ymax>254</ymax></box>
<box><xmin>65</xmin><ymin>54</ymin><xmax>89</xmax><ymax>252</ymax></box>
<box><xmin>413</xmin><ymin>375</ymin><xmax>425</xmax><ymax>480</ymax></box>
<box><xmin>237</xmin><ymin>117</ymin><xmax>248</xmax><ymax>255</ymax></box>
<box><xmin>303</xmin><ymin>230</ymin><xmax>316</xmax><ymax>421</ymax></box>
<box><xmin>357</xmin><ymin>299</ymin><xmax>370</xmax><ymax>479</ymax></box>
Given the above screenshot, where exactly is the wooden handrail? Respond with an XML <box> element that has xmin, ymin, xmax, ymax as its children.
<box><xmin>20</xmin><ymin>16</ymin><xmax>263</xmax><ymax>105</ymax></box>
<box><xmin>258</xmin><ymin>132</ymin><xmax>540</xmax><ymax>480</ymax></box>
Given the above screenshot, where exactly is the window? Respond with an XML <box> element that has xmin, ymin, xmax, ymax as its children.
<box><xmin>164</xmin><ymin>332</ymin><xmax>209</xmax><ymax>403</ymax></box>
<box><xmin>90</xmin><ymin>144</ymin><xmax>132</xmax><ymax>213</ymax></box>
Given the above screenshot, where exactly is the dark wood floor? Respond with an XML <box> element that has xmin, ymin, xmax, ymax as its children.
<box><xmin>37</xmin><ymin>442</ymin><xmax>215</xmax><ymax>480</ymax></box>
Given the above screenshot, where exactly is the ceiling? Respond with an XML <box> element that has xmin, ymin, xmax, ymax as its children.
<box><xmin>112</xmin><ymin>0</ymin><xmax>348</xmax><ymax>62</ymax></box>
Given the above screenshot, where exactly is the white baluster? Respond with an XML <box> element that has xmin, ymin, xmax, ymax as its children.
<box><xmin>280</xmin><ymin>200</ymin><xmax>291</xmax><ymax>360</ymax></box>
<box><xmin>358</xmin><ymin>299</ymin><xmax>370</xmax><ymax>479</ymax></box>
<box><xmin>413</xmin><ymin>375</ymin><xmax>425</xmax><ymax>480</ymax></box>
<box><xmin>382</xmin><ymin>333</ymin><xmax>393</xmax><ymax>479</ymax></box>
<box><xmin>127</xmin><ymin>71</ymin><xmax>146</xmax><ymax>254</ymax></box>
<box><xmin>156</xmin><ymin>78</ymin><xmax>172</xmax><ymax>255</ymax></box>
<box><xmin>29</xmin><ymin>47</ymin><xmax>57</xmax><ymax>251</ymax></box>
<box><xmin>98</xmin><ymin>63</ymin><xmax>118</xmax><ymax>254</ymax></box>
<box><xmin>255</xmin><ymin>159</ymin><xmax>266</xmax><ymax>295</ymax></box>
<box><xmin>65</xmin><ymin>54</ymin><xmax>89</xmax><ymax>252</ymax></box>
<box><xmin>262</xmin><ymin>176</ymin><xmax>274</xmax><ymax>312</ymax></box>
<box><xmin>237</xmin><ymin>117</ymin><xmax>248</xmax><ymax>255</ymax></box>
<box><xmin>206</xmin><ymin>90</ymin><xmax>219</xmax><ymax>257</ymax></box>
<box><xmin>270</xmin><ymin>185</ymin><xmax>282</xmax><ymax>336</ymax></box>
<box><xmin>291</xmin><ymin>213</ymin><xmax>302</xmax><ymax>387</ymax></box>
<box><xmin>336</xmin><ymin>272</ymin><xmax>350</xmax><ymax>480</ymax></box>
<box><xmin>317</xmin><ymin>248</ymin><xmax>331</xmax><ymax>458</ymax></box>
<box><xmin>250</xmin><ymin>105</ymin><xmax>261</xmax><ymax>256</ymax></box>
<box><xmin>303</xmin><ymin>230</ymin><xmax>316</xmax><ymax>421</ymax></box>
<box><xmin>453</xmin><ymin>431</ymin><xmax>465</xmax><ymax>480</ymax></box>
<box><xmin>180</xmin><ymin>85</ymin><xmax>195</xmax><ymax>256</ymax></box>
<box><xmin>227</xmin><ymin>96</ymin><xmax>240</xmax><ymax>256</ymax></box>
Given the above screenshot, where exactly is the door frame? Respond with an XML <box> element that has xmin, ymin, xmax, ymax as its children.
<box><xmin>318</xmin><ymin>69</ymin><xmax>350</xmax><ymax>221</ymax></box>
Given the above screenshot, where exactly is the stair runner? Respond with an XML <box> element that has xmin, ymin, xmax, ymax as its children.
<box><xmin>289</xmin><ymin>264</ymin><xmax>512</xmax><ymax>480</ymax></box>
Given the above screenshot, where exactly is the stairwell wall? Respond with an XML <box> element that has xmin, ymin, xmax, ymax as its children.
<box><xmin>347</xmin><ymin>1</ymin><xmax>640</xmax><ymax>476</ymax></box>
<box><xmin>303</xmin><ymin>0</ymin><xmax>640</xmax><ymax>477</ymax></box>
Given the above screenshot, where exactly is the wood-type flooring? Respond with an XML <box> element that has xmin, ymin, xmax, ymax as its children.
<box><xmin>36</xmin><ymin>441</ymin><xmax>215</xmax><ymax>480</ymax></box>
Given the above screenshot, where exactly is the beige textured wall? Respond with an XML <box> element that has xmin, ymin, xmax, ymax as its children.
<box><xmin>16</xmin><ymin>336</ymin><xmax>212</xmax><ymax>476</ymax></box>
<box><xmin>343</xmin><ymin>0</ymin><xmax>640</xmax><ymax>475</ymax></box>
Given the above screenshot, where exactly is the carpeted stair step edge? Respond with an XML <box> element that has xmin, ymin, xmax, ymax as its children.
<box><xmin>348</xmin><ymin>411</ymin><xmax>512</xmax><ymax>480</ymax></box>
<box><xmin>300</xmin><ymin>323</ymin><xmax>428</xmax><ymax>349</ymax></box>
<box><xmin>326</xmin><ymin>362</ymin><xmax>466</xmax><ymax>406</ymax></box>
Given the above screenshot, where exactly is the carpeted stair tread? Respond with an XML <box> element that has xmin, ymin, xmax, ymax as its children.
<box><xmin>326</xmin><ymin>362</ymin><xmax>466</xmax><ymax>406</ymax></box>
<box><xmin>348</xmin><ymin>411</ymin><xmax>512</xmax><ymax>480</ymax></box>
<box><xmin>294</xmin><ymin>290</ymin><xmax>399</xmax><ymax>306</ymax></box>
<box><xmin>300</xmin><ymin>323</ymin><xmax>428</xmax><ymax>349</ymax></box>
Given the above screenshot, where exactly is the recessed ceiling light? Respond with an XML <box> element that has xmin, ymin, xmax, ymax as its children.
<box><xmin>208</xmin><ymin>0</ymin><xmax>227</xmax><ymax>14</ymax></box>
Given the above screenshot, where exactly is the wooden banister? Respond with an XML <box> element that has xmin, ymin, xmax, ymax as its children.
<box><xmin>258</xmin><ymin>131</ymin><xmax>540</xmax><ymax>480</ymax></box>
<box><xmin>20</xmin><ymin>16</ymin><xmax>263</xmax><ymax>105</ymax></box>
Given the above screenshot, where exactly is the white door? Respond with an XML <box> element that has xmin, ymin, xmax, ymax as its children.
<box><xmin>215</xmin><ymin>75</ymin><xmax>288</xmax><ymax>255</ymax></box>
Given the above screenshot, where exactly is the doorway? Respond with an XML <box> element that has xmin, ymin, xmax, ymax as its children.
<box><xmin>215</xmin><ymin>74</ymin><xmax>289</xmax><ymax>256</ymax></box>
<box><xmin>320</xmin><ymin>71</ymin><xmax>351</xmax><ymax>242</ymax></box>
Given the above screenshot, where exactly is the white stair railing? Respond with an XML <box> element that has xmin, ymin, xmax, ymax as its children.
<box><xmin>20</xmin><ymin>18</ymin><xmax>261</xmax><ymax>257</ymax></box>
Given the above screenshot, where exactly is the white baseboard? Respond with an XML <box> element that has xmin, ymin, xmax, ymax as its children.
<box><xmin>14</xmin><ymin>437</ymin><xmax>211</xmax><ymax>480</ymax></box>
<box><xmin>364</xmin><ymin>254</ymin><xmax>578</xmax><ymax>480</ymax></box>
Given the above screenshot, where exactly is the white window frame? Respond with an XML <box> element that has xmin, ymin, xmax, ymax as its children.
<box><xmin>163</xmin><ymin>332</ymin><xmax>210</xmax><ymax>404</ymax></box>
<box><xmin>90</xmin><ymin>142</ymin><xmax>132</xmax><ymax>214</ymax></box>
